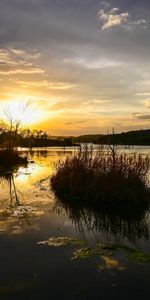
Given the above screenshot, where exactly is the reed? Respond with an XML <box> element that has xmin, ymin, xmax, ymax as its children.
<box><xmin>51</xmin><ymin>145</ymin><xmax>150</xmax><ymax>208</ymax></box>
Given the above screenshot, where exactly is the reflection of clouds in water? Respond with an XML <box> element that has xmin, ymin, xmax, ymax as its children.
<box><xmin>15</xmin><ymin>150</ymin><xmax>70</xmax><ymax>188</ymax></box>
<box><xmin>0</xmin><ymin>150</ymin><xmax>61</xmax><ymax>234</ymax></box>
<box><xmin>16</xmin><ymin>164</ymin><xmax>51</xmax><ymax>186</ymax></box>
<box><xmin>100</xmin><ymin>256</ymin><xmax>124</xmax><ymax>270</ymax></box>
<box><xmin>0</xmin><ymin>205</ymin><xmax>44</xmax><ymax>234</ymax></box>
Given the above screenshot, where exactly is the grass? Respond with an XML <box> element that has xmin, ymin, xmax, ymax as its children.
<box><xmin>51</xmin><ymin>145</ymin><xmax>150</xmax><ymax>210</ymax></box>
<box><xmin>0</xmin><ymin>149</ymin><xmax>28</xmax><ymax>168</ymax></box>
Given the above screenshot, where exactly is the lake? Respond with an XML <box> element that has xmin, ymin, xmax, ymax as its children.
<box><xmin>0</xmin><ymin>146</ymin><xmax>150</xmax><ymax>299</ymax></box>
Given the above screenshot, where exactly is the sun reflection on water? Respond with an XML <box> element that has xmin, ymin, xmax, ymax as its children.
<box><xmin>0</xmin><ymin>149</ymin><xmax>70</xmax><ymax>234</ymax></box>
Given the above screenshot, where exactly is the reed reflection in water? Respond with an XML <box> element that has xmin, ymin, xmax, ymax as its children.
<box><xmin>0</xmin><ymin>172</ymin><xmax>20</xmax><ymax>208</ymax></box>
<box><xmin>55</xmin><ymin>201</ymin><xmax>149</xmax><ymax>242</ymax></box>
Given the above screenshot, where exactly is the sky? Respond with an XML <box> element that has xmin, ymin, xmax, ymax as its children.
<box><xmin>0</xmin><ymin>0</ymin><xmax>150</xmax><ymax>135</ymax></box>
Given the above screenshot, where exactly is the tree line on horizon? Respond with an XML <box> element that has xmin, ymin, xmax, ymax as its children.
<box><xmin>0</xmin><ymin>123</ymin><xmax>74</xmax><ymax>148</ymax></box>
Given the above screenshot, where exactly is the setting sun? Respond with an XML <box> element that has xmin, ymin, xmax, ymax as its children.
<box><xmin>0</xmin><ymin>98</ymin><xmax>46</xmax><ymax>126</ymax></box>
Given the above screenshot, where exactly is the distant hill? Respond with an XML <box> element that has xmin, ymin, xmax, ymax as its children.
<box><xmin>73</xmin><ymin>134</ymin><xmax>103</xmax><ymax>143</ymax></box>
<box><xmin>94</xmin><ymin>129</ymin><xmax>150</xmax><ymax>146</ymax></box>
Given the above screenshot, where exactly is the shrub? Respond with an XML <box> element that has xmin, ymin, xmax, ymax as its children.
<box><xmin>51</xmin><ymin>145</ymin><xmax>150</xmax><ymax>209</ymax></box>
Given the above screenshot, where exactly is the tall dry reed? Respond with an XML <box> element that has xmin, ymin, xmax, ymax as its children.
<box><xmin>51</xmin><ymin>145</ymin><xmax>150</xmax><ymax>208</ymax></box>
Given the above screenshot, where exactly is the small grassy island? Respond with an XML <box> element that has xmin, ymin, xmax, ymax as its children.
<box><xmin>51</xmin><ymin>146</ymin><xmax>150</xmax><ymax>213</ymax></box>
<box><xmin>0</xmin><ymin>149</ymin><xmax>28</xmax><ymax>168</ymax></box>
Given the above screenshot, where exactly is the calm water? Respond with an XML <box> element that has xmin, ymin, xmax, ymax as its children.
<box><xmin>0</xmin><ymin>146</ymin><xmax>150</xmax><ymax>299</ymax></box>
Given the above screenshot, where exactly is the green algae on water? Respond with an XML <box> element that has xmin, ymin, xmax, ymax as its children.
<box><xmin>72</xmin><ymin>247</ymin><xmax>101</xmax><ymax>259</ymax></box>
<box><xmin>72</xmin><ymin>243</ymin><xmax>150</xmax><ymax>264</ymax></box>
<box><xmin>37</xmin><ymin>236</ymin><xmax>85</xmax><ymax>247</ymax></box>
<box><xmin>37</xmin><ymin>237</ymin><xmax>150</xmax><ymax>265</ymax></box>
<box><xmin>127</xmin><ymin>250</ymin><xmax>150</xmax><ymax>263</ymax></box>
<box><xmin>72</xmin><ymin>248</ymin><xmax>125</xmax><ymax>271</ymax></box>
<box><xmin>98</xmin><ymin>243</ymin><xmax>150</xmax><ymax>264</ymax></box>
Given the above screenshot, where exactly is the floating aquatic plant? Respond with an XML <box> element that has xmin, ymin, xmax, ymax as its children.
<box><xmin>37</xmin><ymin>236</ymin><xmax>150</xmax><ymax>266</ymax></box>
<box><xmin>98</xmin><ymin>243</ymin><xmax>150</xmax><ymax>264</ymax></box>
<box><xmin>72</xmin><ymin>247</ymin><xmax>125</xmax><ymax>271</ymax></box>
<box><xmin>37</xmin><ymin>236</ymin><xmax>85</xmax><ymax>247</ymax></box>
<box><xmin>72</xmin><ymin>247</ymin><xmax>101</xmax><ymax>259</ymax></box>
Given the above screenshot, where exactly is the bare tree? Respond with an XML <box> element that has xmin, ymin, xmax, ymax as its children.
<box><xmin>4</xmin><ymin>100</ymin><xmax>30</xmax><ymax>151</ymax></box>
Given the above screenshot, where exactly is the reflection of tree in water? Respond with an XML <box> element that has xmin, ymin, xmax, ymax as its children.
<box><xmin>55</xmin><ymin>202</ymin><xmax>149</xmax><ymax>242</ymax></box>
<box><xmin>0</xmin><ymin>172</ymin><xmax>20</xmax><ymax>207</ymax></box>
<box><xmin>29</xmin><ymin>150</ymin><xmax>48</xmax><ymax>158</ymax></box>
<box><xmin>20</xmin><ymin>149</ymin><xmax>48</xmax><ymax>159</ymax></box>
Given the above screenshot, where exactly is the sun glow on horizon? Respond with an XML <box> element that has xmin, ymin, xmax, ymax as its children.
<box><xmin>0</xmin><ymin>97</ymin><xmax>48</xmax><ymax>126</ymax></box>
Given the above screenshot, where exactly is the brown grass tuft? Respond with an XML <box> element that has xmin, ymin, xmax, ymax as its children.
<box><xmin>51</xmin><ymin>145</ymin><xmax>150</xmax><ymax>208</ymax></box>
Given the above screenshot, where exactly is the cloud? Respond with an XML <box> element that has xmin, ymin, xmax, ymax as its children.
<box><xmin>136</xmin><ymin>93</ymin><xmax>150</xmax><ymax>96</ymax></box>
<box><xmin>64</xmin><ymin>57</ymin><xmax>123</xmax><ymax>69</ymax></box>
<box><xmin>110</xmin><ymin>8</ymin><xmax>119</xmax><ymax>14</ymax></box>
<box><xmin>98</xmin><ymin>8</ymin><xmax>129</xmax><ymax>30</ymax></box>
<box><xmin>0</xmin><ymin>48</ymin><xmax>40</xmax><ymax>66</ymax></box>
<box><xmin>133</xmin><ymin>113</ymin><xmax>150</xmax><ymax>120</ymax></box>
<box><xmin>98</xmin><ymin>3</ymin><xmax>148</xmax><ymax>31</ymax></box>
<box><xmin>0</xmin><ymin>67</ymin><xmax>44</xmax><ymax>75</ymax></box>
<box><xmin>131</xmin><ymin>19</ymin><xmax>147</xmax><ymax>26</ymax></box>
<box><xmin>65</xmin><ymin>120</ymin><xmax>87</xmax><ymax>126</ymax></box>
<box><xmin>50</xmin><ymin>100</ymin><xmax>82</xmax><ymax>111</ymax></box>
<box><xmin>129</xmin><ymin>19</ymin><xmax>148</xmax><ymax>29</ymax></box>
<box><xmin>15</xmin><ymin>80</ymin><xmax>75</xmax><ymax>90</ymax></box>
<box><xmin>143</xmin><ymin>99</ymin><xmax>150</xmax><ymax>108</ymax></box>
<box><xmin>0</xmin><ymin>48</ymin><xmax>44</xmax><ymax>75</ymax></box>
